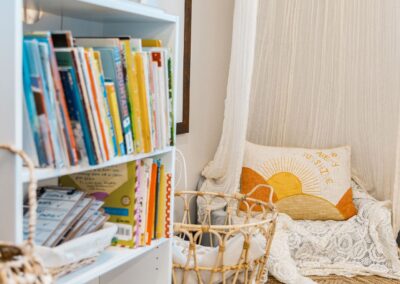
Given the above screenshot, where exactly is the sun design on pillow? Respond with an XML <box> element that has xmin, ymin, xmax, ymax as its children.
<box><xmin>241</xmin><ymin>157</ymin><xmax>356</xmax><ymax>220</ymax></box>
<box><xmin>258</xmin><ymin>157</ymin><xmax>321</xmax><ymax>199</ymax></box>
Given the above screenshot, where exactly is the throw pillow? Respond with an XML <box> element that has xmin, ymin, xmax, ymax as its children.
<box><xmin>240</xmin><ymin>142</ymin><xmax>357</xmax><ymax>220</ymax></box>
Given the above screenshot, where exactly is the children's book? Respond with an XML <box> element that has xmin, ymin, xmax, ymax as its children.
<box><xmin>146</xmin><ymin>162</ymin><xmax>158</xmax><ymax>244</ymax></box>
<box><xmin>77</xmin><ymin>47</ymin><xmax>107</xmax><ymax>162</ymax></box>
<box><xmin>27</xmin><ymin>32</ymin><xmax>79</xmax><ymax>166</ymax></box>
<box><xmin>22</xmin><ymin>41</ymin><xmax>47</xmax><ymax>166</ymax></box>
<box><xmin>85</xmin><ymin>49</ymin><xmax>113</xmax><ymax>160</ymax></box>
<box><xmin>156</xmin><ymin>164</ymin><xmax>166</xmax><ymax>239</ymax></box>
<box><xmin>58</xmin><ymin>65</ymin><xmax>94</xmax><ymax>165</ymax></box>
<box><xmin>56</xmin><ymin>49</ymin><xmax>98</xmax><ymax>165</ymax></box>
<box><xmin>38</xmin><ymin>42</ymin><xmax>71</xmax><ymax>167</ymax></box>
<box><xmin>135</xmin><ymin>52</ymin><xmax>153</xmax><ymax>153</ymax></box>
<box><xmin>94</xmin><ymin>51</ymin><xmax>118</xmax><ymax>158</ymax></box>
<box><xmin>105</xmin><ymin>81</ymin><xmax>125</xmax><ymax>156</ymax></box>
<box><xmin>121</xmin><ymin>39</ymin><xmax>143</xmax><ymax>154</ymax></box>
<box><xmin>60</xmin><ymin>161</ymin><xmax>138</xmax><ymax>247</ymax></box>
<box><xmin>23</xmin><ymin>187</ymin><xmax>85</xmax><ymax>245</ymax></box>
<box><xmin>74</xmin><ymin>38</ymin><xmax>134</xmax><ymax>155</ymax></box>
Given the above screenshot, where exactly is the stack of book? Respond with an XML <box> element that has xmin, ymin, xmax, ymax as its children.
<box><xmin>60</xmin><ymin>157</ymin><xmax>172</xmax><ymax>248</ymax></box>
<box><xmin>23</xmin><ymin>187</ymin><xmax>108</xmax><ymax>247</ymax></box>
<box><xmin>22</xmin><ymin>31</ymin><xmax>174</xmax><ymax>168</ymax></box>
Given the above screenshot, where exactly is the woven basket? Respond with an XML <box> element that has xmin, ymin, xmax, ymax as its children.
<box><xmin>173</xmin><ymin>185</ymin><xmax>278</xmax><ymax>284</ymax></box>
<box><xmin>0</xmin><ymin>145</ymin><xmax>103</xmax><ymax>282</ymax></box>
<box><xmin>0</xmin><ymin>145</ymin><xmax>52</xmax><ymax>284</ymax></box>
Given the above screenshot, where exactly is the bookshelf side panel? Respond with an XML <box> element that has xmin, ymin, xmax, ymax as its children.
<box><xmin>0</xmin><ymin>0</ymin><xmax>23</xmax><ymax>243</ymax></box>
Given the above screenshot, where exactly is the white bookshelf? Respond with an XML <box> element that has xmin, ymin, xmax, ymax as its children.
<box><xmin>0</xmin><ymin>0</ymin><xmax>179</xmax><ymax>283</ymax></box>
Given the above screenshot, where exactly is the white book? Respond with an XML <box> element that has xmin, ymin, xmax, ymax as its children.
<box><xmin>46</xmin><ymin>197</ymin><xmax>93</xmax><ymax>247</ymax></box>
<box><xmin>77</xmin><ymin>47</ymin><xmax>107</xmax><ymax>162</ymax></box>
<box><xmin>23</xmin><ymin>188</ymin><xmax>85</xmax><ymax>246</ymax></box>
<box><xmin>87</xmin><ymin>49</ymin><xmax>115</xmax><ymax>159</ymax></box>
<box><xmin>142</xmin><ymin>53</ymin><xmax>156</xmax><ymax>151</ymax></box>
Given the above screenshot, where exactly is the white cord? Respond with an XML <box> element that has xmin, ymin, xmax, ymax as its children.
<box><xmin>176</xmin><ymin>148</ymin><xmax>188</xmax><ymax>190</ymax></box>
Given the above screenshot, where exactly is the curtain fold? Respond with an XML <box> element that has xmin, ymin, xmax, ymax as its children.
<box><xmin>199</xmin><ymin>0</ymin><xmax>259</xmax><ymax>201</ymax></box>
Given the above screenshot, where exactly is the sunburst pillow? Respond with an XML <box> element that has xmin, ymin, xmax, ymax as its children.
<box><xmin>240</xmin><ymin>142</ymin><xmax>357</xmax><ymax>220</ymax></box>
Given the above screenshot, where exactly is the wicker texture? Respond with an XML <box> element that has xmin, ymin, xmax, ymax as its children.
<box><xmin>173</xmin><ymin>185</ymin><xmax>278</xmax><ymax>284</ymax></box>
<box><xmin>0</xmin><ymin>144</ymin><xmax>52</xmax><ymax>284</ymax></box>
<box><xmin>268</xmin><ymin>275</ymin><xmax>400</xmax><ymax>284</ymax></box>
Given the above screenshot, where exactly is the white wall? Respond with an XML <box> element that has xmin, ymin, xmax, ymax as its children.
<box><xmin>160</xmin><ymin>0</ymin><xmax>234</xmax><ymax>190</ymax></box>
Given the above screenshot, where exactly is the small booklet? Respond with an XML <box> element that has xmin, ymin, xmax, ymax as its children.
<box><xmin>23</xmin><ymin>187</ymin><xmax>85</xmax><ymax>246</ymax></box>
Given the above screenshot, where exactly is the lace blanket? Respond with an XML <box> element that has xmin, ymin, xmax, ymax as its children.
<box><xmin>268</xmin><ymin>181</ymin><xmax>400</xmax><ymax>284</ymax></box>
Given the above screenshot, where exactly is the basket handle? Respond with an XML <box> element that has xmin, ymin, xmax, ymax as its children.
<box><xmin>0</xmin><ymin>144</ymin><xmax>37</xmax><ymax>247</ymax></box>
<box><xmin>247</xmin><ymin>184</ymin><xmax>277</xmax><ymax>211</ymax></box>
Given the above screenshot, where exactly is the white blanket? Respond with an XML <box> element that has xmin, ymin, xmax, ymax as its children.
<box><xmin>268</xmin><ymin>181</ymin><xmax>400</xmax><ymax>283</ymax></box>
<box><xmin>175</xmin><ymin>181</ymin><xmax>400</xmax><ymax>283</ymax></box>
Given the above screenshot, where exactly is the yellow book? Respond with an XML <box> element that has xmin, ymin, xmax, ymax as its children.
<box><xmin>156</xmin><ymin>165</ymin><xmax>166</xmax><ymax>239</ymax></box>
<box><xmin>92</xmin><ymin>50</ymin><xmax>118</xmax><ymax>158</ymax></box>
<box><xmin>105</xmin><ymin>82</ymin><xmax>125</xmax><ymax>156</ymax></box>
<box><xmin>60</xmin><ymin>161</ymin><xmax>138</xmax><ymax>248</ymax></box>
<box><xmin>121</xmin><ymin>39</ymin><xmax>143</xmax><ymax>153</ymax></box>
<box><xmin>135</xmin><ymin>52</ymin><xmax>152</xmax><ymax>152</ymax></box>
<box><xmin>142</xmin><ymin>39</ymin><xmax>162</xmax><ymax>48</ymax></box>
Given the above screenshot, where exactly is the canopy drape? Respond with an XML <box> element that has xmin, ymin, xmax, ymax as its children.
<box><xmin>200</xmin><ymin>0</ymin><xmax>400</xmax><ymax>233</ymax></box>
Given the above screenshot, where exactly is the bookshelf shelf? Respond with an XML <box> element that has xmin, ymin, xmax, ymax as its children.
<box><xmin>57</xmin><ymin>238</ymin><xmax>170</xmax><ymax>284</ymax></box>
<box><xmin>38</xmin><ymin>0</ymin><xmax>178</xmax><ymax>23</ymax></box>
<box><xmin>23</xmin><ymin>147</ymin><xmax>174</xmax><ymax>182</ymax></box>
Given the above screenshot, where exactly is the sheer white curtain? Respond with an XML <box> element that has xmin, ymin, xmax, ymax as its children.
<box><xmin>199</xmin><ymin>0</ymin><xmax>258</xmax><ymax>202</ymax></box>
<box><xmin>200</xmin><ymin>0</ymin><xmax>400</xmax><ymax>233</ymax></box>
<box><xmin>247</xmin><ymin>0</ymin><xmax>400</xmax><ymax>233</ymax></box>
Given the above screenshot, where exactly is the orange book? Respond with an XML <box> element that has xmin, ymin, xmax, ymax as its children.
<box><xmin>84</xmin><ymin>51</ymin><xmax>110</xmax><ymax>160</ymax></box>
<box><xmin>146</xmin><ymin>163</ymin><xmax>158</xmax><ymax>245</ymax></box>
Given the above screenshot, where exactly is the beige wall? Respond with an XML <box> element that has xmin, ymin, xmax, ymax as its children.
<box><xmin>161</xmin><ymin>0</ymin><xmax>234</xmax><ymax>190</ymax></box>
<box><xmin>177</xmin><ymin>0</ymin><xmax>233</xmax><ymax>190</ymax></box>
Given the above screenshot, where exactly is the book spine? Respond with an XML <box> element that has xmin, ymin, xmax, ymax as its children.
<box><xmin>122</xmin><ymin>40</ymin><xmax>143</xmax><ymax>154</ymax></box>
<box><xmin>135</xmin><ymin>53</ymin><xmax>152</xmax><ymax>153</ymax></box>
<box><xmin>72</xmin><ymin>49</ymin><xmax>101</xmax><ymax>164</ymax></box>
<box><xmin>37</xmin><ymin>42</ymin><xmax>66</xmax><ymax>168</ymax></box>
<box><xmin>25</xmin><ymin>40</ymin><xmax>56</xmax><ymax>166</ymax></box>
<box><xmin>47</xmin><ymin>36</ymin><xmax>79</xmax><ymax>165</ymax></box>
<box><xmin>101</xmin><ymin>76</ymin><xmax>118</xmax><ymax>157</ymax></box>
<box><xmin>153</xmin><ymin>159</ymin><xmax>161</xmax><ymax>238</ymax></box>
<box><xmin>167</xmin><ymin>54</ymin><xmax>174</xmax><ymax>146</ymax></box>
<box><xmin>84</xmin><ymin>50</ymin><xmax>110</xmax><ymax>161</ymax></box>
<box><xmin>105</xmin><ymin>82</ymin><xmax>126</xmax><ymax>156</ymax></box>
<box><xmin>112</xmin><ymin>48</ymin><xmax>134</xmax><ymax>155</ymax></box>
<box><xmin>93</xmin><ymin>51</ymin><xmax>118</xmax><ymax>157</ymax></box>
<box><xmin>134</xmin><ymin>160</ymin><xmax>141</xmax><ymax>248</ymax></box>
<box><xmin>165</xmin><ymin>173</ymin><xmax>172</xmax><ymax>238</ymax></box>
<box><xmin>77</xmin><ymin>48</ymin><xmax>106</xmax><ymax>162</ymax></box>
<box><xmin>146</xmin><ymin>162</ymin><xmax>158</xmax><ymax>245</ymax></box>
<box><xmin>59</xmin><ymin>67</ymin><xmax>95</xmax><ymax>165</ymax></box>
<box><xmin>22</xmin><ymin>41</ymin><xmax>48</xmax><ymax>166</ymax></box>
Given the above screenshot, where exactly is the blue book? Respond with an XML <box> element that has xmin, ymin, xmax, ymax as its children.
<box><xmin>95</xmin><ymin>47</ymin><xmax>134</xmax><ymax>155</ymax></box>
<box><xmin>25</xmin><ymin>33</ymin><xmax>79</xmax><ymax>166</ymax></box>
<box><xmin>58</xmin><ymin>66</ymin><xmax>97</xmax><ymax>166</ymax></box>
<box><xmin>24</xmin><ymin>39</ymin><xmax>65</xmax><ymax>168</ymax></box>
<box><xmin>22</xmin><ymin>41</ymin><xmax>48</xmax><ymax>167</ymax></box>
<box><xmin>55</xmin><ymin>49</ymin><xmax>98</xmax><ymax>166</ymax></box>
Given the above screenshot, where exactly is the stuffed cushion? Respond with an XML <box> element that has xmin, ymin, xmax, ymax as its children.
<box><xmin>240</xmin><ymin>142</ymin><xmax>357</xmax><ymax>220</ymax></box>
